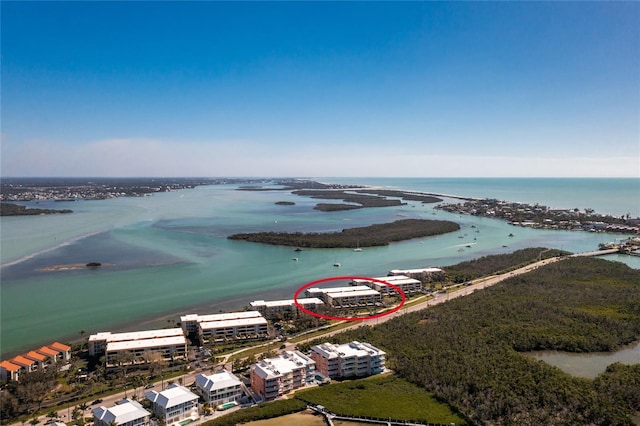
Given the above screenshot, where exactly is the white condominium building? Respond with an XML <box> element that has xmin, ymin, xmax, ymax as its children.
<box><xmin>249</xmin><ymin>298</ymin><xmax>324</xmax><ymax>319</ymax></box>
<box><xmin>88</xmin><ymin>329</ymin><xmax>187</xmax><ymax>367</ymax></box>
<box><xmin>310</xmin><ymin>341</ymin><xmax>386</xmax><ymax>379</ymax></box>
<box><xmin>180</xmin><ymin>311</ymin><xmax>269</xmax><ymax>343</ymax></box>
<box><xmin>305</xmin><ymin>286</ymin><xmax>381</xmax><ymax>308</ymax></box>
<box><xmin>145</xmin><ymin>384</ymin><xmax>199</xmax><ymax>425</ymax></box>
<box><xmin>195</xmin><ymin>370</ymin><xmax>244</xmax><ymax>405</ymax></box>
<box><xmin>93</xmin><ymin>399</ymin><xmax>150</xmax><ymax>426</ymax></box>
<box><xmin>388</xmin><ymin>267</ymin><xmax>445</xmax><ymax>280</ymax></box>
<box><xmin>250</xmin><ymin>351</ymin><xmax>315</xmax><ymax>401</ymax></box>
<box><xmin>351</xmin><ymin>275</ymin><xmax>423</xmax><ymax>295</ymax></box>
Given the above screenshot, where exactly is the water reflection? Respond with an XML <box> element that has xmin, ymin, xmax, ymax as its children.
<box><xmin>527</xmin><ymin>341</ymin><xmax>640</xmax><ymax>379</ymax></box>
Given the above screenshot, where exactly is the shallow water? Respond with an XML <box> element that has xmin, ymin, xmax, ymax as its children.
<box><xmin>1</xmin><ymin>178</ymin><xmax>638</xmax><ymax>357</ymax></box>
<box><xmin>528</xmin><ymin>341</ymin><xmax>640</xmax><ymax>379</ymax></box>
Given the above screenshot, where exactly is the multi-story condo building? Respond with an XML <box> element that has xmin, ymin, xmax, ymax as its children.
<box><xmin>305</xmin><ymin>286</ymin><xmax>381</xmax><ymax>308</ymax></box>
<box><xmin>93</xmin><ymin>399</ymin><xmax>150</xmax><ymax>426</ymax></box>
<box><xmin>351</xmin><ymin>275</ymin><xmax>423</xmax><ymax>295</ymax></box>
<box><xmin>88</xmin><ymin>329</ymin><xmax>187</xmax><ymax>367</ymax></box>
<box><xmin>388</xmin><ymin>267</ymin><xmax>445</xmax><ymax>281</ymax></box>
<box><xmin>249</xmin><ymin>298</ymin><xmax>324</xmax><ymax>319</ymax></box>
<box><xmin>195</xmin><ymin>370</ymin><xmax>244</xmax><ymax>406</ymax></box>
<box><xmin>250</xmin><ymin>351</ymin><xmax>315</xmax><ymax>401</ymax></box>
<box><xmin>310</xmin><ymin>341</ymin><xmax>386</xmax><ymax>379</ymax></box>
<box><xmin>180</xmin><ymin>311</ymin><xmax>269</xmax><ymax>343</ymax></box>
<box><xmin>145</xmin><ymin>384</ymin><xmax>199</xmax><ymax>425</ymax></box>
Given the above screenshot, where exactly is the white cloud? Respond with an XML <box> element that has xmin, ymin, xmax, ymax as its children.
<box><xmin>1</xmin><ymin>137</ymin><xmax>638</xmax><ymax>178</ymax></box>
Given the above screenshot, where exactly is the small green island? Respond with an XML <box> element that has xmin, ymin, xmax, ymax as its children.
<box><xmin>0</xmin><ymin>202</ymin><xmax>72</xmax><ymax>216</ymax></box>
<box><xmin>228</xmin><ymin>218</ymin><xmax>460</xmax><ymax>248</ymax></box>
<box><xmin>275</xmin><ymin>201</ymin><xmax>295</xmax><ymax>206</ymax></box>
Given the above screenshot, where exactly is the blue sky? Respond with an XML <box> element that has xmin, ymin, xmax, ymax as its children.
<box><xmin>2</xmin><ymin>1</ymin><xmax>638</xmax><ymax>177</ymax></box>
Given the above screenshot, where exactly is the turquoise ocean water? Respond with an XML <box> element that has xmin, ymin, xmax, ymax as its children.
<box><xmin>1</xmin><ymin>178</ymin><xmax>639</xmax><ymax>357</ymax></box>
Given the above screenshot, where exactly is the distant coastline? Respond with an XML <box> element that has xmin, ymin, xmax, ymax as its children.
<box><xmin>0</xmin><ymin>202</ymin><xmax>72</xmax><ymax>216</ymax></box>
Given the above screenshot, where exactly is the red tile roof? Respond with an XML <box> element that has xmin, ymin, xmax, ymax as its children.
<box><xmin>10</xmin><ymin>355</ymin><xmax>36</xmax><ymax>367</ymax></box>
<box><xmin>38</xmin><ymin>346</ymin><xmax>59</xmax><ymax>357</ymax></box>
<box><xmin>49</xmin><ymin>342</ymin><xmax>71</xmax><ymax>352</ymax></box>
<box><xmin>25</xmin><ymin>351</ymin><xmax>47</xmax><ymax>362</ymax></box>
<box><xmin>0</xmin><ymin>360</ymin><xmax>22</xmax><ymax>372</ymax></box>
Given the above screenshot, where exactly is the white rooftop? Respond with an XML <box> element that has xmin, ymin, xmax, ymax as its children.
<box><xmin>145</xmin><ymin>384</ymin><xmax>198</xmax><ymax>409</ymax></box>
<box><xmin>180</xmin><ymin>311</ymin><xmax>263</xmax><ymax>323</ymax></box>
<box><xmin>252</xmin><ymin>351</ymin><xmax>315</xmax><ymax>380</ymax></box>
<box><xmin>195</xmin><ymin>370</ymin><xmax>242</xmax><ymax>392</ymax></box>
<box><xmin>311</xmin><ymin>341</ymin><xmax>385</xmax><ymax>359</ymax></box>
<box><xmin>107</xmin><ymin>336</ymin><xmax>186</xmax><ymax>352</ymax></box>
<box><xmin>250</xmin><ymin>298</ymin><xmax>324</xmax><ymax>308</ymax></box>
<box><xmin>93</xmin><ymin>399</ymin><xmax>150</xmax><ymax>425</ymax></box>
<box><xmin>309</xmin><ymin>285</ymin><xmax>373</xmax><ymax>294</ymax></box>
<box><xmin>326</xmin><ymin>289</ymin><xmax>381</xmax><ymax>298</ymax></box>
<box><xmin>89</xmin><ymin>328</ymin><xmax>184</xmax><ymax>343</ymax></box>
<box><xmin>389</xmin><ymin>267</ymin><xmax>443</xmax><ymax>274</ymax></box>
<box><xmin>199</xmin><ymin>316</ymin><xmax>267</xmax><ymax>330</ymax></box>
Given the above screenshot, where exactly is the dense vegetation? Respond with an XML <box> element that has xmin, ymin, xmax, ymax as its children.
<box><xmin>295</xmin><ymin>374</ymin><xmax>466</xmax><ymax>425</ymax></box>
<box><xmin>204</xmin><ymin>398</ymin><xmax>308</xmax><ymax>426</ymax></box>
<box><xmin>0</xmin><ymin>202</ymin><xmax>72</xmax><ymax>216</ymax></box>
<box><xmin>228</xmin><ymin>219</ymin><xmax>460</xmax><ymax>248</ymax></box>
<box><xmin>292</xmin><ymin>189</ymin><xmax>403</xmax><ymax>211</ymax></box>
<box><xmin>355</xmin><ymin>189</ymin><xmax>443</xmax><ymax>203</ymax></box>
<box><xmin>303</xmin><ymin>257</ymin><xmax>640</xmax><ymax>425</ymax></box>
<box><xmin>444</xmin><ymin>247</ymin><xmax>569</xmax><ymax>283</ymax></box>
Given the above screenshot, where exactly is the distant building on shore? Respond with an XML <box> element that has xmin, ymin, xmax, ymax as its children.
<box><xmin>250</xmin><ymin>351</ymin><xmax>315</xmax><ymax>401</ymax></box>
<box><xmin>351</xmin><ymin>275</ymin><xmax>424</xmax><ymax>295</ymax></box>
<box><xmin>305</xmin><ymin>286</ymin><xmax>381</xmax><ymax>308</ymax></box>
<box><xmin>249</xmin><ymin>297</ymin><xmax>324</xmax><ymax>319</ymax></box>
<box><xmin>310</xmin><ymin>341</ymin><xmax>386</xmax><ymax>379</ymax></box>
<box><xmin>388</xmin><ymin>267</ymin><xmax>445</xmax><ymax>281</ymax></box>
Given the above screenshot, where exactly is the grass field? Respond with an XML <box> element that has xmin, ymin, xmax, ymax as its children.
<box><xmin>295</xmin><ymin>374</ymin><xmax>466</xmax><ymax>425</ymax></box>
<box><xmin>242</xmin><ymin>409</ymin><xmax>326</xmax><ymax>426</ymax></box>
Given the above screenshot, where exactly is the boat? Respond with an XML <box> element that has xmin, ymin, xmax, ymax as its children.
<box><xmin>353</xmin><ymin>248</ymin><xmax>363</xmax><ymax>252</ymax></box>
<box><xmin>292</xmin><ymin>257</ymin><xmax>299</xmax><ymax>262</ymax></box>
<box><xmin>333</xmin><ymin>262</ymin><xmax>341</xmax><ymax>267</ymax></box>
<box><xmin>294</xmin><ymin>247</ymin><xmax>303</xmax><ymax>252</ymax></box>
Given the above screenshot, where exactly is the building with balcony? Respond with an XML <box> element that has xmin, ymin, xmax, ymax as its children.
<box><xmin>180</xmin><ymin>311</ymin><xmax>269</xmax><ymax>344</ymax></box>
<box><xmin>305</xmin><ymin>286</ymin><xmax>381</xmax><ymax>308</ymax></box>
<box><xmin>145</xmin><ymin>384</ymin><xmax>199</xmax><ymax>425</ymax></box>
<box><xmin>351</xmin><ymin>275</ymin><xmax>423</xmax><ymax>295</ymax></box>
<box><xmin>194</xmin><ymin>370</ymin><xmax>244</xmax><ymax>406</ymax></box>
<box><xmin>250</xmin><ymin>351</ymin><xmax>315</xmax><ymax>401</ymax></box>
<box><xmin>88</xmin><ymin>328</ymin><xmax>187</xmax><ymax>367</ymax></box>
<box><xmin>249</xmin><ymin>298</ymin><xmax>324</xmax><ymax>319</ymax></box>
<box><xmin>310</xmin><ymin>341</ymin><xmax>386</xmax><ymax>379</ymax></box>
